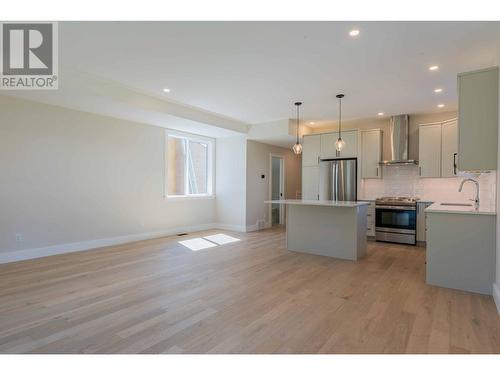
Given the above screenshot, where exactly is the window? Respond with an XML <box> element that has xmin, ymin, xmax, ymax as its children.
<box><xmin>165</xmin><ymin>131</ymin><xmax>214</xmax><ymax>198</ymax></box>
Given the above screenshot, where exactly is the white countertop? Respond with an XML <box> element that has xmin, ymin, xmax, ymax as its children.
<box><xmin>425</xmin><ymin>202</ymin><xmax>496</xmax><ymax>216</ymax></box>
<box><xmin>358</xmin><ymin>198</ymin><xmax>434</xmax><ymax>204</ymax></box>
<box><xmin>265</xmin><ymin>199</ymin><xmax>370</xmax><ymax>207</ymax></box>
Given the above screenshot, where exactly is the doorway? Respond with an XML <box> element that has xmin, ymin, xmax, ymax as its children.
<box><xmin>270</xmin><ymin>155</ymin><xmax>285</xmax><ymax>226</ymax></box>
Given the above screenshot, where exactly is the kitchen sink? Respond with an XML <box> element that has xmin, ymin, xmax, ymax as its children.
<box><xmin>440</xmin><ymin>203</ymin><xmax>473</xmax><ymax>207</ymax></box>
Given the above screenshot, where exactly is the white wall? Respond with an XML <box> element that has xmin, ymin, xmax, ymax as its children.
<box><xmin>0</xmin><ymin>95</ymin><xmax>216</xmax><ymax>261</ymax></box>
<box><xmin>246</xmin><ymin>140</ymin><xmax>301</xmax><ymax>230</ymax></box>
<box><xmin>215</xmin><ymin>136</ymin><xmax>247</xmax><ymax>231</ymax></box>
<box><xmin>248</xmin><ymin>118</ymin><xmax>312</xmax><ymax>149</ymax></box>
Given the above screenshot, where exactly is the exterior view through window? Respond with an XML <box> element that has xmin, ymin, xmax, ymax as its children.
<box><xmin>166</xmin><ymin>131</ymin><xmax>214</xmax><ymax>197</ymax></box>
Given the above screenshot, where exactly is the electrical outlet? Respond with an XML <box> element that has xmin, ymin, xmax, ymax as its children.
<box><xmin>15</xmin><ymin>233</ymin><xmax>23</xmax><ymax>242</ymax></box>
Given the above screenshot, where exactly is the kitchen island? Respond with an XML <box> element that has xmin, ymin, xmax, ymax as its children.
<box><xmin>265</xmin><ymin>199</ymin><xmax>369</xmax><ymax>261</ymax></box>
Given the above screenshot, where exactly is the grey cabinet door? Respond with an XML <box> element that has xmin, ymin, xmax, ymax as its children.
<box><xmin>302</xmin><ymin>166</ymin><xmax>319</xmax><ymax>200</ymax></box>
<box><xmin>416</xmin><ymin>202</ymin><xmax>431</xmax><ymax>242</ymax></box>
<box><xmin>361</xmin><ymin>129</ymin><xmax>382</xmax><ymax>179</ymax></box>
<box><xmin>441</xmin><ymin>120</ymin><xmax>458</xmax><ymax>178</ymax></box>
<box><xmin>418</xmin><ymin>124</ymin><xmax>442</xmax><ymax>178</ymax></box>
<box><xmin>302</xmin><ymin>135</ymin><xmax>321</xmax><ymax>167</ymax></box>
<box><xmin>458</xmin><ymin>67</ymin><xmax>498</xmax><ymax>171</ymax></box>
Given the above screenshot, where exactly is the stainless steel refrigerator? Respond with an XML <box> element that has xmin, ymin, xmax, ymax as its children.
<box><xmin>319</xmin><ymin>158</ymin><xmax>357</xmax><ymax>201</ymax></box>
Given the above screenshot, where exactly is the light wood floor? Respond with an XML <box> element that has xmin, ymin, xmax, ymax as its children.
<box><xmin>0</xmin><ymin>227</ymin><xmax>499</xmax><ymax>354</ymax></box>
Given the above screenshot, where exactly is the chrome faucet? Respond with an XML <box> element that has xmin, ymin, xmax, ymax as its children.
<box><xmin>458</xmin><ymin>178</ymin><xmax>479</xmax><ymax>209</ymax></box>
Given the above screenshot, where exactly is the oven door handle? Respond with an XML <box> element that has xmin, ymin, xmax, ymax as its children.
<box><xmin>375</xmin><ymin>205</ymin><xmax>416</xmax><ymax>211</ymax></box>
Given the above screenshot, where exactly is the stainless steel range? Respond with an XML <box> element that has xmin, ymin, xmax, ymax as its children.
<box><xmin>375</xmin><ymin>197</ymin><xmax>419</xmax><ymax>245</ymax></box>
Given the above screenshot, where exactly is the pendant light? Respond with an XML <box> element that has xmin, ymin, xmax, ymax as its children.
<box><xmin>292</xmin><ymin>101</ymin><xmax>303</xmax><ymax>155</ymax></box>
<box><xmin>335</xmin><ymin>94</ymin><xmax>346</xmax><ymax>152</ymax></box>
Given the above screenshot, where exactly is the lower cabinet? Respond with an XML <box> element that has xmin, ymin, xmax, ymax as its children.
<box><xmin>416</xmin><ymin>202</ymin><xmax>432</xmax><ymax>242</ymax></box>
<box><xmin>302</xmin><ymin>166</ymin><xmax>319</xmax><ymax>200</ymax></box>
<box><xmin>426</xmin><ymin>211</ymin><xmax>495</xmax><ymax>294</ymax></box>
<box><xmin>366</xmin><ymin>201</ymin><xmax>375</xmax><ymax>237</ymax></box>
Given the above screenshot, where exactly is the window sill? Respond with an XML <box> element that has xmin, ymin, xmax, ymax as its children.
<box><xmin>165</xmin><ymin>195</ymin><xmax>215</xmax><ymax>201</ymax></box>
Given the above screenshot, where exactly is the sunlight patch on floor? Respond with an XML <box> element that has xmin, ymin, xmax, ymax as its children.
<box><xmin>179</xmin><ymin>238</ymin><xmax>217</xmax><ymax>251</ymax></box>
<box><xmin>179</xmin><ymin>234</ymin><xmax>241</xmax><ymax>251</ymax></box>
<box><xmin>203</xmin><ymin>234</ymin><xmax>241</xmax><ymax>245</ymax></box>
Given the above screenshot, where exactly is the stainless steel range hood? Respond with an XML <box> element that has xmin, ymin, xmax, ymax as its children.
<box><xmin>379</xmin><ymin>114</ymin><xmax>418</xmax><ymax>165</ymax></box>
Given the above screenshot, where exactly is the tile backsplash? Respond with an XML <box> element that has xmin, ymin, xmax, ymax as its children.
<box><xmin>360</xmin><ymin>164</ymin><xmax>496</xmax><ymax>210</ymax></box>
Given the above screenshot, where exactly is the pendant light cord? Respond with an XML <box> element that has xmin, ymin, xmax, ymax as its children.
<box><xmin>338</xmin><ymin>96</ymin><xmax>342</xmax><ymax>139</ymax></box>
<box><xmin>296</xmin><ymin>104</ymin><xmax>300</xmax><ymax>143</ymax></box>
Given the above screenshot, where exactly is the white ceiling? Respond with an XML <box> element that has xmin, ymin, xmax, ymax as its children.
<box><xmin>4</xmin><ymin>22</ymin><xmax>500</xmax><ymax>141</ymax></box>
<box><xmin>57</xmin><ymin>21</ymin><xmax>500</xmax><ymax>123</ymax></box>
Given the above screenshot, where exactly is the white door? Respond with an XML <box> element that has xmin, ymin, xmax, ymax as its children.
<box><xmin>441</xmin><ymin>120</ymin><xmax>458</xmax><ymax>177</ymax></box>
<box><xmin>302</xmin><ymin>135</ymin><xmax>321</xmax><ymax>166</ymax></box>
<box><xmin>361</xmin><ymin>129</ymin><xmax>382</xmax><ymax>179</ymax></box>
<box><xmin>302</xmin><ymin>166</ymin><xmax>319</xmax><ymax>200</ymax></box>
<box><xmin>270</xmin><ymin>156</ymin><xmax>285</xmax><ymax>225</ymax></box>
<box><xmin>418</xmin><ymin>124</ymin><xmax>442</xmax><ymax>178</ymax></box>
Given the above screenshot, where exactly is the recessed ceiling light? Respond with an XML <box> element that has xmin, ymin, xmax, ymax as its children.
<box><xmin>429</xmin><ymin>65</ymin><xmax>439</xmax><ymax>71</ymax></box>
<box><xmin>434</xmin><ymin>88</ymin><xmax>443</xmax><ymax>93</ymax></box>
<box><xmin>163</xmin><ymin>88</ymin><xmax>170</xmax><ymax>93</ymax></box>
<box><xmin>309</xmin><ymin>121</ymin><xmax>315</xmax><ymax>125</ymax></box>
<box><xmin>349</xmin><ymin>29</ymin><xmax>360</xmax><ymax>37</ymax></box>
<box><xmin>437</xmin><ymin>104</ymin><xmax>445</xmax><ymax>108</ymax></box>
<box><xmin>377</xmin><ymin>112</ymin><xmax>384</xmax><ymax>116</ymax></box>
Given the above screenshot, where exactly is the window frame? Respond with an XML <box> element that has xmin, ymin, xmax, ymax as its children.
<box><xmin>164</xmin><ymin>129</ymin><xmax>215</xmax><ymax>200</ymax></box>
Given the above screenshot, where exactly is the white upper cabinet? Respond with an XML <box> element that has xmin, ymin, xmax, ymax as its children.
<box><xmin>302</xmin><ymin>134</ymin><xmax>321</xmax><ymax>166</ymax></box>
<box><xmin>302</xmin><ymin>166</ymin><xmax>319</xmax><ymax>200</ymax></box>
<box><xmin>361</xmin><ymin>129</ymin><xmax>382</xmax><ymax>179</ymax></box>
<box><xmin>340</xmin><ymin>130</ymin><xmax>358</xmax><ymax>158</ymax></box>
<box><xmin>441</xmin><ymin>120</ymin><xmax>458</xmax><ymax>178</ymax></box>
<box><xmin>320</xmin><ymin>130</ymin><xmax>358</xmax><ymax>159</ymax></box>
<box><xmin>418</xmin><ymin>124</ymin><xmax>442</xmax><ymax>178</ymax></box>
<box><xmin>320</xmin><ymin>133</ymin><xmax>337</xmax><ymax>159</ymax></box>
<box><xmin>418</xmin><ymin>120</ymin><xmax>458</xmax><ymax>178</ymax></box>
<box><xmin>458</xmin><ymin>67</ymin><xmax>498</xmax><ymax>171</ymax></box>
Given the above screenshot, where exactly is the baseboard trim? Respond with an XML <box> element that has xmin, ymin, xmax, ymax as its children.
<box><xmin>493</xmin><ymin>283</ymin><xmax>500</xmax><ymax>315</ymax></box>
<box><xmin>246</xmin><ymin>224</ymin><xmax>259</xmax><ymax>232</ymax></box>
<box><xmin>212</xmin><ymin>223</ymin><xmax>247</xmax><ymax>232</ymax></box>
<box><xmin>0</xmin><ymin>223</ymin><xmax>217</xmax><ymax>264</ymax></box>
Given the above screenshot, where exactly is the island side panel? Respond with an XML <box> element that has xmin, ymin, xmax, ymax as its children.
<box><xmin>286</xmin><ymin>204</ymin><xmax>366</xmax><ymax>261</ymax></box>
<box><xmin>355</xmin><ymin>205</ymin><xmax>368</xmax><ymax>260</ymax></box>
